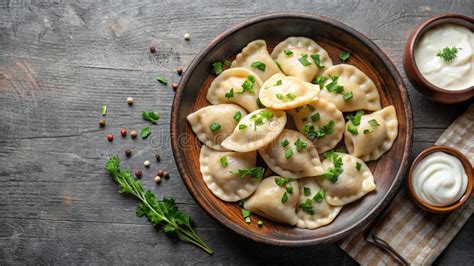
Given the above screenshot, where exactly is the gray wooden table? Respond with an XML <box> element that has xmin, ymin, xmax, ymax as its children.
<box><xmin>0</xmin><ymin>1</ymin><xmax>472</xmax><ymax>264</ymax></box>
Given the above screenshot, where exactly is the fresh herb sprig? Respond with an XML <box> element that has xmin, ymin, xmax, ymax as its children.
<box><xmin>142</xmin><ymin>111</ymin><xmax>160</xmax><ymax>124</ymax></box>
<box><xmin>436</xmin><ymin>47</ymin><xmax>460</xmax><ymax>63</ymax></box>
<box><xmin>105</xmin><ymin>156</ymin><xmax>213</xmax><ymax>254</ymax></box>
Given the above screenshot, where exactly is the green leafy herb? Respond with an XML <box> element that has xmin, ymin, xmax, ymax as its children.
<box><xmin>209</xmin><ymin>122</ymin><xmax>221</xmax><ymax>133</ymax></box>
<box><xmin>281</xmin><ymin>139</ymin><xmax>290</xmax><ymax>147</ymax></box>
<box><xmin>285</xmin><ymin>149</ymin><xmax>294</xmax><ymax>159</ymax></box>
<box><xmin>346</xmin><ymin>111</ymin><xmax>364</xmax><ymax>126</ymax></box>
<box><xmin>156</xmin><ymin>76</ymin><xmax>168</xmax><ymax>85</ymax></box>
<box><xmin>326</xmin><ymin>76</ymin><xmax>344</xmax><ymax>93</ymax></box>
<box><xmin>286</xmin><ymin>93</ymin><xmax>296</xmax><ymax>100</ymax></box>
<box><xmin>105</xmin><ymin>156</ymin><xmax>213</xmax><ymax>254</ymax></box>
<box><xmin>313</xmin><ymin>189</ymin><xmax>325</xmax><ymax>202</ymax></box>
<box><xmin>281</xmin><ymin>192</ymin><xmax>289</xmax><ymax>203</ymax></box>
<box><xmin>303</xmin><ymin>187</ymin><xmax>311</xmax><ymax>197</ymax></box>
<box><xmin>220</xmin><ymin>156</ymin><xmax>228</xmax><ymax>168</ymax></box>
<box><xmin>223</xmin><ymin>60</ymin><xmax>232</xmax><ymax>67</ymax></box>
<box><xmin>275</xmin><ymin>177</ymin><xmax>292</xmax><ymax>187</ymax></box>
<box><xmin>233</xmin><ymin>111</ymin><xmax>242</xmax><ymax>121</ymax></box>
<box><xmin>251</xmin><ymin>110</ymin><xmax>274</xmax><ymax>131</ymax></box>
<box><xmin>101</xmin><ymin>105</ymin><xmax>107</xmax><ymax>116</ymax></box>
<box><xmin>242</xmin><ymin>209</ymin><xmax>251</xmax><ymax>219</ymax></box>
<box><xmin>303</xmin><ymin>120</ymin><xmax>335</xmax><ymax>140</ymax></box>
<box><xmin>298</xmin><ymin>54</ymin><xmax>312</xmax><ymax>66</ymax></box>
<box><xmin>142</xmin><ymin>111</ymin><xmax>161</xmax><ymax>124</ymax></box>
<box><xmin>225</xmin><ymin>88</ymin><xmax>234</xmax><ymax>99</ymax></box>
<box><xmin>368</xmin><ymin>119</ymin><xmax>380</xmax><ymax>127</ymax></box>
<box><xmin>436</xmin><ymin>47</ymin><xmax>460</xmax><ymax>63</ymax></box>
<box><xmin>286</xmin><ymin>186</ymin><xmax>294</xmax><ymax>194</ymax></box>
<box><xmin>363</xmin><ymin>129</ymin><xmax>372</xmax><ymax>134</ymax></box>
<box><xmin>313</xmin><ymin>76</ymin><xmax>329</xmax><ymax>88</ymax></box>
<box><xmin>339</xmin><ymin>51</ymin><xmax>351</xmax><ymax>62</ymax></box>
<box><xmin>343</xmin><ymin>91</ymin><xmax>353</xmax><ymax>101</ymax></box>
<box><xmin>295</xmin><ymin>138</ymin><xmax>308</xmax><ymax>152</ymax></box>
<box><xmin>211</xmin><ymin>61</ymin><xmax>224</xmax><ymax>75</ymax></box>
<box><xmin>239</xmin><ymin>75</ymin><xmax>256</xmax><ymax>94</ymax></box>
<box><xmin>298</xmin><ymin>199</ymin><xmax>314</xmax><ymax>214</ymax></box>
<box><xmin>140</xmin><ymin>126</ymin><xmax>151</xmax><ymax>139</ymax></box>
<box><xmin>239</xmin><ymin>124</ymin><xmax>248</xmax><ymax>130</ymax></box>
<box><xmin>347</xmin><ymin>124</ymin><xmax>358</xmax><ymax>135</ymax></box>
<box><xmin>251</xmin><ymin>61</ymin><xmax>266</xmax><ymax>71</ymax></box>
<box><xmin>311</xmin><ymin>53</ymin><xmax>324</xmax><ymax>68</ymax></box>
<box><xmin>322</xmin><ymin>152</ymin><xmax>343</xmax><ymax>183</ymax></box>
<box><xmin>276</xmin><ymin>93</ymin><xmax>284</xmax><ymax>100</ymax></box>
<box><xmin>230</xmin><ymin>167</ymin><xmax>264</xmax><ymax>180</ymax></box>
<box><xmin>356</xmin><ymin>162</ymin><xmax>362</xmax><ymax>171</ymax></box>
<box><xmin>311</xmin><ymin>112</ymin><xmax>320</xmax><ymax>122</ymax></box>
<box><xmin>283</xmin><ymin>49</ymin><xmax>293</xmax><ymax>56</ymax></box>
<box><xmin>274</xmin><ymin>80</ymin><xmax>283</xmax><ymax>86</ymax></box>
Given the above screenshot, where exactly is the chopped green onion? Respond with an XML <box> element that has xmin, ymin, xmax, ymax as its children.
<box><xmin>209</xmin><ymin>122</ymin><xmax>221</xmax><ymax>133</ymax></box>
<box><xmin>339</xmin><ymin>51</ymin><xmax>351</xmax><ymax>62</ymax></box>
<box><xmin>220</xmin><ymin>156</ymin><xmax>228</xmax><ymax>167</ymax></box>
<box><xmin>251</xmin><ymin>61</ymin><xmax>266</xmax><ymax>71</ymax></box>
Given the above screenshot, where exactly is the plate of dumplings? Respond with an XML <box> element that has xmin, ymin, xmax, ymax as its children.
<box><xmin>171</xmin><ymin>13</ymin><xmax>413</xmax><ymax>246</ymax></box>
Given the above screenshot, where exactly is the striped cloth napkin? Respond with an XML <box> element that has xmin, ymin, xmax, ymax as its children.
<box><xmin>340</xmin><ymin>104</ymin><xmax>474</xmax><ymax>265</ymax></box>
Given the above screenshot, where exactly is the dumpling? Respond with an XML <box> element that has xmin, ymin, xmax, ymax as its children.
<box><xmin>271</xmin><ymin>37</ymin><xmax>333</xmax><ymax>82</ymax></box>
<box><xmin>296</xmin><ymin>177</ymin><xmax>342</xmax><ymax>229</ymax></box>
<box><xmin>344</xmin><ymin>106</ymin><xmax>398</xmax><ymax>161</ymax></box>
<box><xmin>258</xmin><ymin>129</ymin><xmax>324</xmax><ymax>178</ymax></box>
<box><xmin>199</xmin><ymin>146</ymin><xmax>261</xmax><ymax>202</ymax></box>
<box><xmin>316</xmin><ymin>152</ymin><xmax>376</xmax><ymax>206</ymax></box>
<box><xmin>187</xmin><ymin>104</ymin><xmax>248</xmax><ymax>151</ymax></box>
<box><xmin>259</xmin><ymin>73</ymin><xmax>319</xmax><ymax>110</ymax></box>
<box><xmin>206</xmin><ymin>67</ymin><xmax>263</xmax><ymax>112</ymax></box>
<box><xmin>287</xmin><ymin>98</ymin><xmax>345</xmax><ymax>154</ymax></box>
<box><xmin>244</xmin><ymin>176</ymin><xmax>299</xmax><ymax>225</ymax></box>
<box><xmin>231</xmin><ymin>40</ymin><xmax>282</xmax><ymax>82</ymax></box>
<box><xmin>221</xmin><ymin>108</ymin><xmax>287</xmax><ymax>152</ymax></box>
<box><xmin>317</xmin><ymin>64</ymin><xmax>381</xmax><ymax>112</ymax></box>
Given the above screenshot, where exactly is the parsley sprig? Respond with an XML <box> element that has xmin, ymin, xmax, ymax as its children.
<box><xmin>105</xmin><ymin>156</ymin><xmax>213</xmax><ymax>254</ymax></box>
<box><xmin>436</xmin><ymin>47</ymin><xmax>460</xmax><ymax>63</ymax></box>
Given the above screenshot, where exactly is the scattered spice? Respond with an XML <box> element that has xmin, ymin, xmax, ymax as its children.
<box><xmin>107</xmin><ymin>134</ymin><xmax>113</xmax><ymax>142</ymax></box>
<box><xmin>163</xmin><ymin>171</ymin><xmax>170</xmax><ymax>179</ymax></box>
<box><xmin>127</xmin><ymin>97</ymin><xmax>134</xmax><ymax>105</ymax></box>
<box><xmin>124</xmin><ymin>148</ymin><xmax>132</xmax><ymax>157</ymax></box>
<box><xmin>176</xmin><ymin>67</ymin><xmax>183</xmax><ymax>75</ymax></box>
<box><xmin>144</xmin><ymin>160</ymin><xmax>151</xmax><ymax>168</ymax></box>
<box><xmin>149</xmin><ymin>46</ymin><xmax>156</xmax><ymax>53</ymax></box>
<box><xmin>184</xmin><ymin>33</ymin><xmax>190</xmax><ymax>41</ymax></box>
<box><xmin>130</xmin><ymin>130</ymin><xmax>137</xmax><ymax>139</ymax></box>
<box><xmin>135</xmin><ymin>169</ymin><xmax>142</xmax><ymax>179</ymax></box>
<box><xmin>99</xmin><ymin>119</ymin><xmax>106</xmax><ymax>128</ymax></box>
<box><xmin>155</xmin><ymin>154</ymin><xmax>161</xmax><ymax>162</ymax></box>
<box><xmin>120</xmin><ymin>128</ymin><xmax>127</xmax><ymax>137</ymax></box>
<box><xmin>172</xmin><ymin>83</ymin><xmax>178</xmax><ymax>91</ymax></box>
<box><xmin>154</xmin><ymin>175</ymin><xmax>161</xmax><ymax>183</ymax></box>
<box><xmin>156</xmin><ymin>169</ymin><xmax>164</xmax><ymax>176</ymax></box>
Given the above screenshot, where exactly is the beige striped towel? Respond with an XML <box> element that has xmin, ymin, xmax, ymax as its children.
<box><xmin>340</xmin><ymin>104</ymin><xmax>474</xmax><ymax>265</ymax></box>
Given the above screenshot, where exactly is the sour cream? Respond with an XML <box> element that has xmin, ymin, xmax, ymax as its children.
<box><xmin>412</xmin><ymin>151</ymin><xmax>468</xmax><ymax>207</ymax></box>
<box><xmin>414</xmin><ymin>23</ymin><xmax>474</xmax><ymax>91</ymax></box>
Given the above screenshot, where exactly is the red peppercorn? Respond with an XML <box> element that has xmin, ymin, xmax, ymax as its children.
<box><xmin>176</xmin><ymin>67</ymin><xmax>183</xmax><ymax>75</ymax></box>
<box><xmin>135</xmin><ymin>169</ymin><xmax>142</xmax><ymax>179</ymax></box>
<box><xmin>150</xmin><ymin>46</ymin><xmax>156</xmax><ymax>53</ymax></box>
<box><xmin>107</xmin><ymin>134</ymin><xmax>113</xmax><ymax>141</ymax></box>
<box><xmin>172</xmin><ymin>83</ymin><xmax>178</xmax><ymax>91</ymax></box>
<box><xmin>120</xmin><ymin>128</ymin><xmax>127</xmax><ymax>137</ymax></box>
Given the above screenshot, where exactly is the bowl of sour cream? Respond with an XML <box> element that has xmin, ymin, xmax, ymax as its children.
<box><xmin>408</xmin><ymin>146</ymin><xmax>473</xmax><ymax>213</ymax></box>
<box><xmin>404</xmin><ymin>13</ymin><xmax>474</xmax><ymax>104</ymax></box>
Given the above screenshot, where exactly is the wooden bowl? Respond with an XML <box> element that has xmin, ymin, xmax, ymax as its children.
<box><xmin>171</xmin><ymin>13</ymin><xmax>413</xmax><ymax>246</ymax></box>
<box><xmin>403</xmin><ymin>13</ymin><xmax>474</xmax><ymax>104</ymax></box>
<box><xmin>407</xmin><ymin>146</ymin><xmax>473</xmax><ymax>213</ymax></box>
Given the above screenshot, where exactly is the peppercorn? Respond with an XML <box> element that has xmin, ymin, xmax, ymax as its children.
<box><xmin>135</xmin><ymin>169</ymin><xmax>142</xmax><ymax>178</ymax></box>
<box><xmin>154</xmin><ymin>175</ymin><xmax>161</xmax><ymax>183</ymax></box>
<box><xmin>162</xmin><ymin>171</ymin><xmax>170</xmax><ymax>179</ymax></box>
<box><xmin>184</xmin><ymin>33</ymin><xmax>190</xmax><ymax>41</ymax></box>
<box><xmin>155</xmin><ymin>154</ymin><xmax>161</xmax><ymax>162</ymax></box>
<box><xmin>156</xmin><ymin>169</ymin><xmax>164</xmax><ymax>176</ymax></box>
<box><xmin>130</xmin><ymin>130</ymin><xmax>137</xmax><ymax>139</ymax></box>
<box><xmin>149</xmin><ymin>46</ymin><xmax>156</xmax><ymax>53</ymax></box>
<box><xmin>124</xmin><ymin>148</ymin><xmax>132</xmax><ymax>157</ymax></box>
<box><xmin>107</xmin><ymin>134</ymin><xmax>113</xmax><ymax>141</ymax></box>
<box><xmin>99</xmin><ymin>119</ymin><xmax>106</xmax><ymax>128</ymax></box>
<box><xmin>144</xmin><ymin>160</ymin><xmax>150</xmax><ymax>168</ymax></box>
<box><xmin>120</xmin><ymin>128</ymin><xmax>127</xmax><ymax>137</ymax></box>
<box><xmin>127</xmin><ymin>97</ymin><xmax>134</xmax><ymax>105</ymax></box>
<box><xmin>171</xmin><ymin>83</ymin><xmax>178</xmax><ymax>91</ymax></box>
<box><xmin>176</xmin><ymin>67</ymin><xmax>183</xmax><ymax>75</ymax></box>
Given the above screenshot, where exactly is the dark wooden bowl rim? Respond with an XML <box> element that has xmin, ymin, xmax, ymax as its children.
<box><xmin>171</xmin><ymin>13</ymin><xmax>413</xmax><ymax>246</ymax></box>
<box><xmin>407</xmin><ymin>145</ymin><xmax>473</xmax><ymax>213</ymax></box>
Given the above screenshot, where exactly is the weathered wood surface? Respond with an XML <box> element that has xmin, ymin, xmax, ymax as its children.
<box><xmin>0</xmin><ymin>0</ymin><xmax>472</xmax><ymax>265</ymax></box>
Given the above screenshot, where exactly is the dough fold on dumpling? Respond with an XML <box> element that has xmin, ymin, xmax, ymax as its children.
<box><xmin>344</xmin><ymin>106</ymin><xmax>398</xmax><ymax>161</ymax></box>
<box><xmin>318</xmin><ymin>64</ymin><xmax>381</xmax><ymax>112</ymax></box>
<box><xmin>287</xmin><ymin>98</ymin><xmax>345</xmax><ymax>154</ymax></box>
<box><xmin>221</xmin><ymin>108</ymin><xmax>287</xmax><ymax>152</ymax></box>
<box><xmin>199</xmin><ymin>146</ymin><xmax>261</xmax><ymax>202</ymax></box>
<box><xmin>244</xmin><ymin>176</ymin><xmax>299</xmax><ymax>225</ymax></box>
<box><xmin>259</xmin><ymin>73</ymin><xmax>319</xmax><ymax>110</ymax></box>
<box><xmin>258</xmin><ymin>129</ymin><xmax>324</xmax><ymax>178</ymax></box>
<box><xmin>271</xmin><ymin>37</ymin><xmax>332</xmax><ymax>82</ymax></box>
<box><xmin>296</xmin><ymin>177</ymin><xmax>342</xmax><ymax>229</ymax></box>
<box><xmin>206</xmin><ymin>67</ymin><xmax>263</xmax><ymax>112</ymax></box>
<box><xmin>316</xmin><ymin>152</ymin><xmax>376</xmax><ymax>206</ymax></box>
<box><xmin>231</xmin><ymin>40</ymin><xmax>282</xmax><ymax>82</ymax></box>
<box><xmin>187</xmin><ymin>104</ymin><xmax>248</xmax><ymax>151</ymax></box>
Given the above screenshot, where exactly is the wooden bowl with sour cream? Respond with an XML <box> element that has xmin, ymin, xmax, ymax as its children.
<box><xmin>403</xmin><ymin>13</ymin><xmax>474</xmax><ymax>104</ymax></box>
